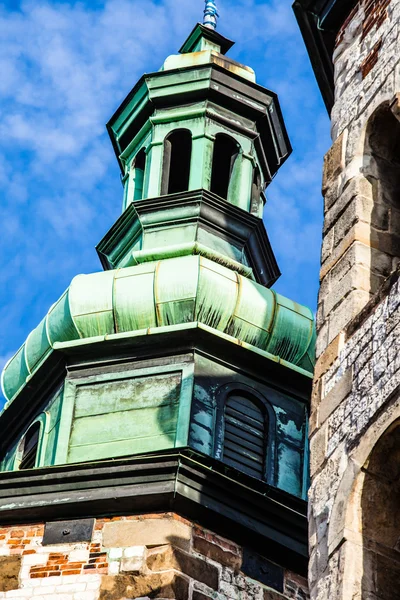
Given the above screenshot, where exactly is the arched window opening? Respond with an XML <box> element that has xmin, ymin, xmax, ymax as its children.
<box><xmin>361</xmin><ymin>421</ymin><xmax>400</xmax><ymax>599</ymax></box>
<box><xmin>222</xmin><ymin>393</ymin><xmax>266</xmax><ymax>479</ymax></box>
<box><xmin>19</xmin><ymin>422</ymin><xmax>40</xmax><ymax>470</ymax></box>
<box><xmin>364</xmin><ymin>104</ymin><xmax>400</xmax><ymax>280</ymax></box>
<box><xmin>250</xmin><ymin>166</ymin><xmax>262</xmax><ymax>214</ymax></box>
<box><xmin>162</xmin><ymin>129</ymin><xmax>192</xmax><ymax>195</ymax></box>
<box><xmin>210</xmin><ymin>134</ymin><xmax>240</xmax><ymax>200</ymax></box>
<box><xmin>133</xmin><ymin>148</ymin><xmax>146</xmax><ymax>201</ymax></box>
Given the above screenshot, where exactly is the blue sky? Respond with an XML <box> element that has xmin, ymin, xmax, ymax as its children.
<box><xmin>0</xmin><ymin>0</ymin><xmax>331</xmax><ymax>406</ymax></box>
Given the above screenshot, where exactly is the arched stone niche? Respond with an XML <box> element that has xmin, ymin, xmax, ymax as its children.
<box><xmin>361</xmin><ymin>420</ymin><xmax>400</xmax><ymax>599</ymax></box>
<box><xmin>363</xmin><ymin>100</ymin><xmax>400</xmax><ymax>288</ymax></box>
<box><xmin>324</xmin><ymin>393</ymin><xmax>400</xmax><ymax>600</ymax></box>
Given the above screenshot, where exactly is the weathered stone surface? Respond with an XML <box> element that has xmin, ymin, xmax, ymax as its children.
<box><xmin>319</xmin><ymin>367</ymin><xmax>353</xmax><ymax>425</ymax></box>
<box><xmin>310</xmin><ymin>423</ymin><xmax>328</xmax><ymax>477</ymax></box>
<box><xmin>147</xmin><ymin>544</ymin><xmax>219</xmax><ymax>590</ymax></box>
<box><xmin>263</xmin><ymin>588</ymin><xmax>287</xmax><ymax>599</ymax></box>
<box><xmin>99</xmin><ymin>572</ymin><xmax>189</xmax><ymax>600</ymax></box>
<box><xmin>322</xmin><ymin>133</ymin><xmax>345</xmax><ymax>192</ymax></box>
<box><xmin>102</xmin><ymin>517</ymin><xmax>192</xmax><ymax>551</ymax></box>
<box><xmin>314</xmin><ymin>334</ymin><xmax>342</xmax><ymax>381</ymax></box>
<box><xmin>193</xmin><ymin>534</ymin><xmax>242</xmax><ymax>570</ymax></box>
<box><xmin>0</xmin><ymin>556</ymin><xmax>21</xmax><ymax>592</ymax></box>
<box><xmin>193</xmin><ymin>591</ymin><xmax>213</xmax><ymax>600</ymax></box>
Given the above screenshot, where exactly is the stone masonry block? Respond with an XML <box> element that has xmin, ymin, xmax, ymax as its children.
<box><xmin>147</xmin><ymin>544</ymin><xmax>219</xmax><ymax>590</ymax></box>
<box><xmin>322</xmin><ymin>132</ymin><xmax>346</xmax><ymax>193</ymax></box>
<box><xmin>263</xmin><ymin>588</ymin><xmax>287</xmax><ymax>599</ymax></box>
<box><xmin>323</xmin><ymin>176</ymin><xmax>373</xmax><ymax>232</ymax></box>
<box><xmin>324</xmin><ymin>178</ymin><xmax>341</xmax><ymax>212</ymax></box>
<box><xmin>193</xmin><ymin>591</ymin><xmax>214</xmax><ymax>600</ymax></box>
<box><xmin>193</xmin><ymin>534</ymin><xmax>242</xmax><ymax>571</ymax></box>
<box><xmin>314</xmin><ymin>334</ymin><xmax>342</xmax><ymax>380</ymax></box>
<box><xmin>320</xmin><ymin>222</ymin><xmax>371</xmax><ymax>280</ymax></box>
<box><xmin>316</xmin><ymin>320</ymin><xmax>330</xmax><ymax>359</ymax></box>
<box><xmin>332</xmin><ymin>196</ymin><xmax>375</xmax><ymax>248</ymax></box>
<box><xmin>330</xmin><ymin>242</ymin><xmax>392</xmax><ymax>285</ymax></box>
<box><xmin>321</xmin><ymin>227</ymin><xmax>334</xmax><ymax>265</ymax></box>
<box><xmin>99</xmin><ymin>572</ymin><xmax>189</xmax><ymax>600</ymax></box>
<box><xmin>327</xmin><ymin>289</ymin><xmax>371</xmax><ymax>347</ymax></box>
<box><xmin>371</xmin><ymin>227</ymin><xmax>400</xmax><ymax>257</ymax></box>
<box><xmin>0</xmin><ymin>556</ymin><xmax>21</xmax><ymax>592</ymax></box>
<box><xmin>323</xmin><ymin>265</ymin><xmax>381</xmax><ymax>316</ymax></box>
<box><xmin>310</xmin><ymin>423</ymin><xmax>328</xmax><ymax>478</ymax></box>
<box><xmin>319</xmin><ymin>368</ymin><xmax>353</xmax><ymax>426</ymax></box>
<box><xmin>102</xmin><ymin>517</ymin><xmax>192</xmax><ymax>551</ymax></box>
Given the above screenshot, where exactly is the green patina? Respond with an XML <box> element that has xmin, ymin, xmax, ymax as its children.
<box><xmin>0</xmin><ymin>23</ymin><xmax>314</xmax><ymax>500</ymax></box>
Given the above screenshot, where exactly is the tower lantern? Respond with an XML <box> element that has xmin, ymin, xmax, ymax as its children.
<box><xmin>0</xmin><ymin>12</ymin><xmax>314</xmax><ymax>600</ymax></box>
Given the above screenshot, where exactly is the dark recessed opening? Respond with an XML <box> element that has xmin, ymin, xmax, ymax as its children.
<box><xmin>162</xmin><ymin>129</ymin><xmax>192</xmax><ymax>195</ymax></box>
<box><xmin>210</xmin><ymin>134</ymin><xmax>240</xmax><ymax>200</ymax></box>
<box><xmin>19</xmin><ymin>422</ymin><xmax>40</xmax><ymax>470</ymax></box>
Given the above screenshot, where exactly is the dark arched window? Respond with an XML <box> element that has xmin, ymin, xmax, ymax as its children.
<box><xmin>210</xmin><ymin>134</ymin><xmax>240</xmax><ymax>200</ymax></box>
<box><xmin>222</xmin><ymin>393</ymin><xmax>266</xmax><ymax>479</ymax></box>
<box><xmin>133</xmin><ymin>148</ymin><xmax>146</xmax><ymax>201</ymax></box>
<box><xmin>19</xmin><ymin>422</ymin><xmax>40</xmax><ymax>470</ymax></box>
<box><xmin>161</xmin><ymin>129</ymin><xmax>192</xmax><ymax>195</ymax></box>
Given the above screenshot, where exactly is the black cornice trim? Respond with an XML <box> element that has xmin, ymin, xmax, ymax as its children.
<box><xmin>0</xmin><ymin>328</ymin><xmax>311</xmax><ymax>456</ymax></box>
<box><xmin>107</xmin><ymin>63</ymin><xmax>291</xmax><ymax>177</ymax></box>
<box><xmin>293</xmin><ymin>0</ymin><xmax>358</xmax><ymax>113</ymax></box>
<box><xmin>0</xmin><ymin>449</ymin><xmax>308</xmax><ymax>573</ymax></box>
<box><xmin>96</xmin><ymin>189</ymin><xmax>281</xmax><ymax>287</ymax></box>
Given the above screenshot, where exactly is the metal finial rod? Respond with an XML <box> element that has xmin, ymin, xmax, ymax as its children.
<box><xmin>203</xmin><ymin>0</ymin><xmax>219</xmax><ymax>30</ymax></box>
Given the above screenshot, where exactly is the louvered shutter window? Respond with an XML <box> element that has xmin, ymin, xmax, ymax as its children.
<box><xmin>19</xmin><ymin>422</ymin><xmax>40</xmax><ymax>470</ymax></box>
<box><xmin>222</xmin><ymin>394</ymin><xmax>266</xmax><ymax>479</ymax></box>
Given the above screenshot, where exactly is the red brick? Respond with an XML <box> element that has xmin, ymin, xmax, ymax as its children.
<box><xmin>30</xmin><ymin>573</ymin><xmax>47</xmax><ymax>579</ymax></box>
<box><xmin>22</xmin><ymin>550</ymin><xmax>36</xmax><ymax>555</ymax></box>
<box><xmin>361</xmin><ymin>39</ymin><xmax>382</xmax><ymax>78</ymax></box>
<box><xmin>10</xmin><ymin>530</ymin><xmax>24</xmax><ymax>539</ymax></box>
<box><xmin>62</xmin><ymin>569</ymin><xmax>82</xmax><ymax>576</ymax></box>
<box><xmin>48</xmin><ymin>571</ymin><xmax>62</xmax><ymax>577</ymax></box>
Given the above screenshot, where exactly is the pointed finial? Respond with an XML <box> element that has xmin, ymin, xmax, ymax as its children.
<box><xmin>203</xmin><ymin>0</ymin><xmax>219</xmax><ymax>30</ymax></box>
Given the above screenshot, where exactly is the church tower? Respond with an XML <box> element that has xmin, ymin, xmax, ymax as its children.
<box><xmin>294</xmin><ymin>1</ymin><xmax>400</xmax><ymax>599</ymax></box>
<box><xmin>0</xmin><ymin>5</ymin><xmax>313</xmax><ymax>599</ymax></box>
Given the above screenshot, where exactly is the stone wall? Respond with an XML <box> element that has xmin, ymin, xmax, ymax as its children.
<box><xmin>311</xmin><ymin>0</ymin><xmax>400</xmax><ymax>598</ymax></box>
<box><xmin>0</xmin><ymin>513</ymin><xmax>308</xmax><ymax>600</ymax></box>
<box><xmin>310</xmin><ymin>271</ymin><xmax>400</xmax><ymax>598</ymax></box>
<box><xmin>317</xmin><ymin>0</ymin><xmax>400</xmax><ymax>358</ymax></box>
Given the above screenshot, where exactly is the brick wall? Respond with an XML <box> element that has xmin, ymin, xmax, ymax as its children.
<box><xmin>0</xmin><ymin>513</ymin><xmax>308</xmax><ymax>600</ymax></box>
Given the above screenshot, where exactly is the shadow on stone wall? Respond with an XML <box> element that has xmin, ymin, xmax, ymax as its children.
<box><xmin>363</xmin><ymin>102</ymin><xmax>400</xmax><ymax>297</ymax></box>
<box><xmin>361</xmin><ymin>420</ymin><xmax>400</xmax><ymax>599</ymax></box>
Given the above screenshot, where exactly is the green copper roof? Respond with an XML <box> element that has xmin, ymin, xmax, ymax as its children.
<box><xmin>1</xmin><ymin>255</ymin><xmax>315</xmax><ymax>404</ymax></box>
